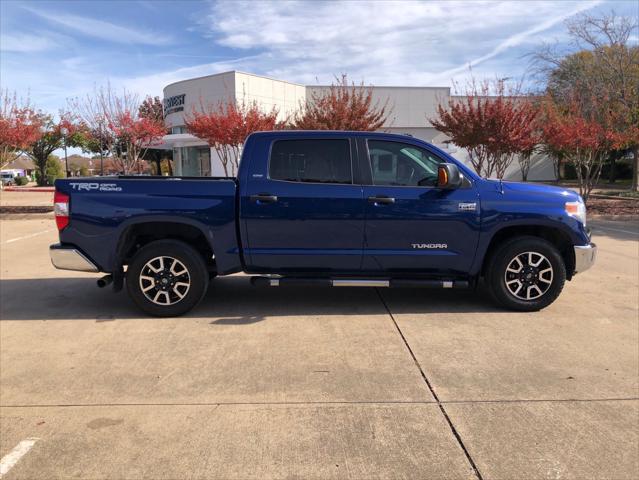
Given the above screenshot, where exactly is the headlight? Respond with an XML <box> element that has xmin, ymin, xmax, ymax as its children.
<box><xmin>565</xmin><ymin>200</ymin><xmax>587</xmax><ymax>226</ymax></box>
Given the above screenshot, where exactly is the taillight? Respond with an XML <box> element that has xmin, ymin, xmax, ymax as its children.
<box><xmin>54</xmin><ymin>191</ymin><xmax>69</xmax><ymax>230</ymax></box>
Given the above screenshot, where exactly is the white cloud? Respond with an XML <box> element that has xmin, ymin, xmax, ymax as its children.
<box><xmin>120</xmin><ymin>56</ymin><xmax>262</xmax><ymax>98</ymax></box>
<box><xmin>24</xmin><ymin>7</ymin><xmax>173</xmax><ymax>46</ymax></box>
<box><xmin>428</xmin><ymin>0</ymin><xmax>602</xmax><ymax>83</ymax></box>
<box><xmin>0</xmin><ymin>33</ymin><xmax>59</xmax><ymax>52</ymax></box>
<box><xmin>116</xmin><ymin>0</ymin><xmax>605</xmax><ymax>103</ymax></box>
<box><xmin>198</xmin><ymin>0</ymin><xmax>604</xmax><ymax>86</ymax></box>
<box><xmin>1</xmin><ymin>0</ymin><xmax>615</xmax><ymax>116</ymax></box>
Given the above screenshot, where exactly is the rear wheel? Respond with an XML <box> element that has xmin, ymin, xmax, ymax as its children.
<box><xmin>126</xmin><ymin>240</ymin><xmax>209</xmax><ymax>317</ymax></box>
<box><xmin>487</xmin><ymin>236</ymin><xmax>566</xmax><ymax>311</ymax></box>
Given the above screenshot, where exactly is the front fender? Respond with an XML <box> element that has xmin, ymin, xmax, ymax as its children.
<box><xmin>470</xmin><ymin>196</ymin><xmax>590</xmax><ymax>276</ymax></box>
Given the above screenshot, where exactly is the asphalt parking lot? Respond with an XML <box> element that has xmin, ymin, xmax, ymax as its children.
<box><xmin>0</xmin><ymin>214</ymin><xmax>637</xmax><ymax>479</ymax></box>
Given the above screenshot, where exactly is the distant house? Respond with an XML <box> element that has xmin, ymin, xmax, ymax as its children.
<box><xmin>66</xmin><ymin>154</ymin><xmax>96</xmax><ymax>176</ymax></box>
<box><xmin>2</xmin><ymin>155</ymin><xmax>36</xmax><ymax>177</ymax></box>
<box><xmin>66</xmin><ymin>154</ymin><xmax>125</xmax><ymax>176</ymax></box>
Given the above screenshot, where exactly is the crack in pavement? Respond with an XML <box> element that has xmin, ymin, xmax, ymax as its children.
<box><xmin>375</xmin><ymin>288</ymin><xmax>485</xmax><ymax>480</ymax></box>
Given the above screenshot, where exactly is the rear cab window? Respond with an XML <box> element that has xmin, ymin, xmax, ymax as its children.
<box><xmin>269</xmin><ymin>139</ymin><xmax>352</xmax><ymax>184</ymax></box>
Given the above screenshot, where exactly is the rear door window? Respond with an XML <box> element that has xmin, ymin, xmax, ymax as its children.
<box><xmin>269</xmin><ymin>139</ymin><xmax>352</xmax><ymax>184</ymax></box>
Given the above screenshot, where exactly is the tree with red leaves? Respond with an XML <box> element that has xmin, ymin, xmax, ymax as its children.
<box><xmin>138</xmin><ymin>96</ymin><xmax>164</xmax><ymax>124</ymax></box>
<box><xmin>541</xmin><ymin>94</ymin><xmax>623</xmax><ymax>202</ymax></box>
<box><xmin>431</xmin><ymin>79</ymin><xmax>540</xmax><ymax>179</ymax></box>
<box><xmin>532</xmin><ymin>11</ymin><xmax>638</xmax><ymax>190</ymax></box>
<box><xmin>69</xmin><ymin>84</ymin><xmax>165</xmax><ymax>174</ymax></box>
<box><xmin>24</xmin><ymin>113</ymin><xmax>87</xmax><ymax>185</ymax></box>
<box><xmin>0</xmin><ymin>90</ymin><xmax>42</xmax><ymax>170</ymax></box>
<box><xmin>108</xmin><ymin>111</ymin><xmax>166</xmax><ymax>174</ymax></box>
<box><xmin>139</xmin><ymin>96</ymin><xmax>171</xmax><ymax>175</ymax></box>
<box><xmin>293</xmin><ymin>75</ymin><xmax>390</xmax><ymax>131</ymax></box>
<box><xmin>517</xmin><ymin>115</ymin><xmax>543</xmax><ymax>182</ymax></box>
<box><xmin>185</xmin><ymin>100</ymin><xmax>280</xmax><ymax>176</ymax></box>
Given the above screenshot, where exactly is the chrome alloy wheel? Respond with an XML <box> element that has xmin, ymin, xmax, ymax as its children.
<box><xmin>504</xmin><ymin>251</ymin><xmax>554</xmax><ymax>301</ymax></box>
<box><xmin>139</xmin><ymin>256</ymin><xmax>191</xmax><ymax>305</ymax></box>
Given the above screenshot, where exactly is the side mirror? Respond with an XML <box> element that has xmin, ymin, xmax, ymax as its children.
<box><xmin>437</xmin><ymin>163</ymin><xmax>462</xmax><ymax>189</ymax></box>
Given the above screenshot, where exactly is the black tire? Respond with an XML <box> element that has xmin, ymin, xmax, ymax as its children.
<box><xmin>126</xmin><ymin>239</ymin><xmax>209</xmax><ymax>317</ymax></box>
<box><xmin>486</xmin><ymin>235</ymin><xmax>566</xmax><ymax>311</ymax></box>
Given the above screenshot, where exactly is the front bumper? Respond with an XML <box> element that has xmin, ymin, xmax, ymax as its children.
<box><xmin>574</xmin><ymin>243</ymin><xmax>597</xmax><ymax>274</ymax></box>
<box><xmin>50</xmin><ymin>244</ymin><xmax>99</xmax><ymax>272</ymax></box>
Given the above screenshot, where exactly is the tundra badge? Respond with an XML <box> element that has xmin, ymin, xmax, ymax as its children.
<box><xmin>412</xmin><ymin>243</ymin><xmax>448</xmax><ymax>249</ymax></box>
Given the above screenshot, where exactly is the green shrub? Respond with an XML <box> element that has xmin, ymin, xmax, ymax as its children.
<box><xmin>35</xmin><ymin>155</ymin><xmax>65</xmax><ymax>186</ymax></box>
<box><xmin>45</xmin><ymin>157</ymin><xmax>65</xmax><ymax>185</ymax></box>
<box><xmin>14</xmin><ymin>176</ymin><xmax>29</xmax><ymax>186</ymax></box>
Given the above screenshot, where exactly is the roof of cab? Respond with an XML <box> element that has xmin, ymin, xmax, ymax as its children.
<box><xmin>248</xmin><ymin>130</ymin><xmax>419</xmax><ymax>140</ymax></box>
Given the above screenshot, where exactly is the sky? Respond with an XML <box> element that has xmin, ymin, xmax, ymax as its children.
<box><xmin>1</xmin><ymin>0</ymin><xmax>638</xmax><ymax>115</ymax></box>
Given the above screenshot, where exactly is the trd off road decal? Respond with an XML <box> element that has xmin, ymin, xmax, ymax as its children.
<box><xmin>69</xmin><ymin>182</ymin><xmax>122</xmax><ymax>192</ymax></box>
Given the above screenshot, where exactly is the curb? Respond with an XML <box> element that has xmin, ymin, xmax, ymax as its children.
<box><xmin>590</xmin><ymin>194</ymin><xmax>639</xmax><ymax>201</ymax></box>
<box><xmin>0</xmin><ymin>213</ymin><xmax>53</xmax><ymax>220</ymax></box>
<box><xmin>2</xmin><ymin>187</ymin><xmax>55</xmax><ymax>192</ymax></box>
<box><xmin>590</xmin><ymin>214</ymin><xmax>639</xmax><ymax>221</ymax></box>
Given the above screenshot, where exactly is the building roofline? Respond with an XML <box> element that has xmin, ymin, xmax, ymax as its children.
<box><xmin>163</xmin><ymin>71</ymin><xmax>236</xmax><ymax>91</ymax></box>
<box><xmin>233</xmin><ymin>71</ymin><xmax>306</xmax><ymax>87</ymax></box>
<box><xmin>164</xmin><ymin>70</ymin><xmax>306</xmax><ymax>92</ymax></box>
<box><xmin>309</xmin><ymin>85</ymin><xmax>451</xmax><ymax>90</ymax></box>
<box><xmin>247</xmin><ymin>130</ymin><xmax>431</xmax><ymax>139</ymax></box>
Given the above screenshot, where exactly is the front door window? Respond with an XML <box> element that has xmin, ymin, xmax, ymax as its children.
<box><xmin>368</xmin><ymin>140</ymin><xmax>442</xmax><ymax>187</ymax></box>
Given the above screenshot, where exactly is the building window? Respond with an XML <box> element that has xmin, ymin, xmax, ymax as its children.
<box><xmin>180</xmin><ymin>147</ymin><xmax>210</xmax><ymax>176</ymax></box>
<box><xmin>171</xmin><ymin>125</ymin><xmax>187</xmax><ymax>134</ymax></box>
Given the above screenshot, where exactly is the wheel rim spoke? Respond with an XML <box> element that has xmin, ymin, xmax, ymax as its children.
<box><xmin>506</xmin><ymin>279</ymin><xmax>523</xmax><ymax>296</ymax></box>
<box><xmin>147</xmin><ymin>260</ymin><xmax>161</xmax><ymax>273</ymax></box>
<box><xmin>527</xmin><ymin>284</ymin><xmax>542</xmax><ymax>299</ymax></box>
<box><xmin>506</xmin><ymin>257</ymin><xmax>523</xmax><ymax>273</ymax></box>
<box><xmin>170</xmin><ymin>261</ymin><xmax>187</xmax><ymax>276</ymax></box>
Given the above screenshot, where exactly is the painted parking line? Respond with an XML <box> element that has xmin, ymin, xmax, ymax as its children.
<box><xmin>3</xmin><ymin>229</ymin><xmax>53</xmax><ymax>245</ymax></box>
<box><xmin>0</xmin><ymin>438</ymin><xmax>39</xmax><ymax>478</ymax></box>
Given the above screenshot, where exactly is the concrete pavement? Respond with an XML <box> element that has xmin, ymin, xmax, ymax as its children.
<box><xmin>0</xmin><ymin>216</ymin><xmax>637</xmax><ymax>479</ymax></box>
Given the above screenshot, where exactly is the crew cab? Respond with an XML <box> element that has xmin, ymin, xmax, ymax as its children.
<box><xmin>50</xmin><ymin>131</ymin><xmax>596</xmax><ymax>316</ymax></box>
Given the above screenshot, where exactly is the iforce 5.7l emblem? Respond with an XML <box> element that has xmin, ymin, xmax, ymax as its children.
<box><xmin>458</xmin><ymin>202</ymin><xmax>477</xmax><ymax>211</ymax></box>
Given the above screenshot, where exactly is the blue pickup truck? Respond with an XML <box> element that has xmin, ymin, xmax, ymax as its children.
<box><xmin>50</xmin><ymin>131</ymin><xmax>596</xmax><ymax>316</ymax></box>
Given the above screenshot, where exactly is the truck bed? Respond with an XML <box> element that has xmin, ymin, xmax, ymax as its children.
<box><xmin>55</xmin><ymin>176</ymin><xmax>240</xmax><ymax>274</ymax></box>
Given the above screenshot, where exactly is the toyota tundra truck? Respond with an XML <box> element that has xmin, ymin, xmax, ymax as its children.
<box><xmin>49</xmin><ymin>131</ymin><xmax>596</xmax><ymax>316</ymax></box>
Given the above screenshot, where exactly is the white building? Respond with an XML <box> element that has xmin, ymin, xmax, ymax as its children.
<box><xmin>158</xmin><ymin>71</ymin><xmax>554</xmax><ymax>180</ymax></box>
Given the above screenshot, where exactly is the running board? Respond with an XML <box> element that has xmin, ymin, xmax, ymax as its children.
<box><xmin>250</xmin><ymin>277</ymin><xmax>469</xmax><ymax>289</ymax></box>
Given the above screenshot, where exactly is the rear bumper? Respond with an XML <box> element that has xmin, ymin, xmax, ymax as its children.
<box><xmin>50</xmin><ymin>244</ymin><xmax>99</xmax><ymax>272</ymax></box>
<box><xmin>574</xmin><ymin>243</ymin><xmax>597</xmax><ymax>274</ymax></box>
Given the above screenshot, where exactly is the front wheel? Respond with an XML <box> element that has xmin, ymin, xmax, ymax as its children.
<box><xmin>126</xmin><ymin>240</ymin><xmax>209</xmax><ymax>317</ymax></box>
<box><xmin>487</xmin><ymin>236</ymin><xmax>566</xmax><ymax>311</ymax></box>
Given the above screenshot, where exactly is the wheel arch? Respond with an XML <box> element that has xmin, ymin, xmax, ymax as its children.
<box><xmin>481</xmin><ymin>225</ymin><xmax>575</xmax><ymax>280</ymax></box>
<box><xmin>116</xmin><ymin>219</ymin><xmax>216</xmax><ymax>273</ymax></box>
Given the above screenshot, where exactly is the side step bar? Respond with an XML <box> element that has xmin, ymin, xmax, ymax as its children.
<box><xmin>250</xmin><ymin>277</ymin><xmax>469</xmax><ymax>289</ymax></box>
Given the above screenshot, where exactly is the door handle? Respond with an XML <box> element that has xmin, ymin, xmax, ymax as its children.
<box><xmin>250</xmin><ymin>193</ymin><xmax>278</xmax><ymax>204</ymax></box>
<box><xmin>368</xmin><ymin>196</ymin><xmax>395</xmax><ymax>205</ymax></box>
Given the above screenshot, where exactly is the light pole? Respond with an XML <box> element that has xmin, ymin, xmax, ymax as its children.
<box><xmin>60</xmin><ymin>126</ymin><xmax>69</xmax><ymax>177</ymax></box>
<box><xmin>97</xmin><ymin>115</ymin><xmax>104</xmax><ymax>176</ymax></box>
